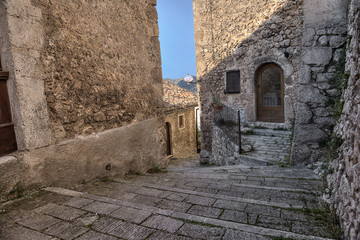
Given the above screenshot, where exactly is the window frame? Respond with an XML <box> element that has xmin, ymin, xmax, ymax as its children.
<box><xmin>178</xmin><ymin>114</ymin><xmax>185</xmax><ymax>129</ymax></box>
<box><xmin>225</xmin><ymin>70</ymin><xmax>240</xmax><ymax>94</ymax></box>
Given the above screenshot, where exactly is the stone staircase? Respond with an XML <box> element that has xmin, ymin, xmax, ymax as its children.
<box><xmin>0</xmin><ymin>157</ymin><xmax>339</xmax><ymax>240</ymax></box>
<box><xmin>241</xmin><ymin>127</ymin><xmax>292</xmax><ymax>165</ymax></box>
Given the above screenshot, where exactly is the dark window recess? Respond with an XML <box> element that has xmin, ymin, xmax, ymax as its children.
<box><xmin>225</xmin><ymin>70</ymin><xmax>240</xmax><ymax>94</ymax></box>
<box><xmin>0</xmin><ymin>71</ymin><xmax>17</xmax><ymax>156</ymax></box>
<box><xmin>179</xmin><ymin>115</ymin><xmax>184</xmax><ymax>129</ymax></box>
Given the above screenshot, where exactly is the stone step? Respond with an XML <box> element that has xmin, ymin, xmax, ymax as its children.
<box><xmin>246</xmin><ymin>122</ymin><xmax>291</xmax><ymax>131</ymax></box>
<box><xmin>169</xmin><ymin>164</ymin><xmax>321</xmax><ymax>180</ymax></box>
<box><xmin>139</xmin><ymin>183</ymin><xmax>320</xmax><ymax>209</ymax></box>
<box><xmin>237</xmin><ymin>154</ymin><xmax>273</xmax><ymax>166</ymax></box>
<box><xmin>44</xmin><ymin>187</ymin><xmax>334</xmax><ymax>240</ymax></box>
<box><xmin>142</xmin><ymin>171</ymin><xmax>323</xmax><ymax>191</ymax></box>
<box><xmin>134</xmin><ymin>171</ymin><xmax>323</xmax><ymax>194</ymax></box>
<box><xmin>242</xmin><ymin>128</ymin><xmax>292</xmax><ymax>137</ymax></box>
<box><xmin>129</xmin><ymin>175</ymin><xmax>322</xmax><ymax>197</ymax></box>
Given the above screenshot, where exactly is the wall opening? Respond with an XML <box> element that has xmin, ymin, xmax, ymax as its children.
<box><xmin>165</xmin><ymin>122</ymin><xmax>172</xmax><ymax>156</ymax></box>
<box><xmin>0</xmin><ymin>59</ymin><xmax>17</xmax><ymax>156</ymax></box>
<box><xmin>178</xmin><ymin>115</ymin><xmax>185</xmax><ymax>129</ymax></box>
<box><xmin>255</xmin><ymin>63</ymin><xmax>285</xmax><ymax>123</ymax></box>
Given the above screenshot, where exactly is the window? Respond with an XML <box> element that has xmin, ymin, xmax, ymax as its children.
<box><xmin>225</xmin><ymin>70</ymin><xmax>240</xmax><ymax>94</ymax></box>
<box><xmin>178</xmin><ymin>115</ymin><xmax>185</xmax><ymax>129</ymax></box>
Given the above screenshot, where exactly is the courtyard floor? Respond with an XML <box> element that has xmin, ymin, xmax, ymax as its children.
<box><xmin>0</xmin><ymin>156</ymin><xmax>339</xmax><ymax>240</ymax></box>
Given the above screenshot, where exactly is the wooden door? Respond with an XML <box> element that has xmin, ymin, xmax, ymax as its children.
<box><xmin>256</xmin><ymin>64</ymin><xmax>284</xmax><ymax>123</ymax></box>
<box><xmin>165</xmin><ymin>122</ymin><xmax>172</xmax><ymax>156</ymax></box>
<box><xmin>0</xmin><ymin>71</ymin><xmax>17</xmax><ymax>156</ymax></box>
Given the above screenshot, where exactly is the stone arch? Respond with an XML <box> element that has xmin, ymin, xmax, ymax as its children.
<box><xmin>255</xmin><ymin>63</ymin><xmax>284</xmax><ymax>122</ymax></box>
<box><xmin>251</xmin><ymin>55</ymin><xmax>294</xmax><ymax>86</ymax></box>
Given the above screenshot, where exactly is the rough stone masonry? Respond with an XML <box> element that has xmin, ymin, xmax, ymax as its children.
<box><xmin>328</xmin><ymin>0</ymin><xmax>360</xmax><ymax>238</ymax></box>
<box><xmin>0</xmin><ymin>0</ymin><xmax>166</xmax><ymax>199</ymax></box>
<box><xmin>193</xmin><ymin>0</ymin><xmax>360</xmax><ymax>239</ymax></box>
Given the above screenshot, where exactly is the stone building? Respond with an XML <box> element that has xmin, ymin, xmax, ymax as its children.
<box><xmin>193</xmin><ymin>0</ymin><xmax>349</xmax><ymax>164</ymax></box>
<box><xmin>0</xmin><ymin>0</ymin><xmax>166</xmax><ymax>199</ymax></box>
<box><xmin>193</xmin><ymin>0</ymin><xmax>359</xmax><ymax>238</ymax></box>
<box><xmin>194</xmin><ymin>0</ymin><xmax>303</xmax><ymax>156</ymax></box>
<box><xmin>163</xmin><ymin>80</ymin><xmax>198</xmax><ymax>159</ymax></box>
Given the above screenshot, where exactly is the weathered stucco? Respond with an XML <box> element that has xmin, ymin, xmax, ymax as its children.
<box><xmin>0</xmin><ymin>0</ymin><xmax>165</xmax><ymax>199</ymax></box>
<box><xmin>0</xmin><ymin>118</ymin><xmax>164</xmax><ymax>197</ymax></box>
<box><xmin>193</xmin><ymin>0</ymin><xmax>303</xmax><ymax>155</ymax></box>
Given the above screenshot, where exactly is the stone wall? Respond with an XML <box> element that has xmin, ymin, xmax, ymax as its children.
<box><xmin>31</xmin><ymin>0</ymin><xmax>163</xmax><ymax>142</ymax></box>
<box><xmin>0</xmin><ymin>0</ymin><xmax>165</xmax><ymax>199</ymax></box>
<box><xmin>0</xmin><ymin>0</ymin><xmax>52</xmax><ymax>150</ymax></box>
<box><xmin>329</xmin><ymin>0</ymin><xmax>360</xmax><ymax>239</ymax></box>
<box><xmin>211</xmin><ymin>125</ymin><xmax>240</xmax><ymax>166</ymax></box>
<box><xmin>164</xmin><ymin>106</ymin><xmax>197</xmax><ymax>158</ymax></box>
<box><xmin>0</xmin><ymin>118</ymin><xmax>164</xmax><ymax>199</ymax></box>
<box><xmin>193</xmin><ymin>0</ymin><xmax>303</xmax><ymax>156</ymax></box>
<box><xmin>291</xmin><ymin>0</ymin><xmax>349</xmax><ymax>164</ymax></box>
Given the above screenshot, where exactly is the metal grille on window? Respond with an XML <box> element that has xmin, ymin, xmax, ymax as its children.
<box><xmin>225</xmin><ymin>70</ymin><xmax>240</xmax><ymax>93</ymax></box>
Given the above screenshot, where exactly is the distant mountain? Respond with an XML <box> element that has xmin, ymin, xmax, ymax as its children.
<box><xmin>164</xmin><ymin>76</ymin><xmax>198</xmax><ymax>93</ymax></box>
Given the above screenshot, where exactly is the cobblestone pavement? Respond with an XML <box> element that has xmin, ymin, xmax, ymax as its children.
<box><xmin>0</xmin><ymin>157</ymin><xmax>336</xmax><ymax>240</ymax></box>
<box><xmin>242</xmin><ymin>128</ymin><xmax>292</xmax><ymax>164</ymax></box>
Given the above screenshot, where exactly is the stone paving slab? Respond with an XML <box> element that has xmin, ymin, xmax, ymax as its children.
<box><xmin>75</xmin><ymin>230</ymin><xmax>119</xmax><ymax>240</ymax></box>
<box><xmin>187</xmin><ymin>205</ymin><xmax>222</xmax><ymax>218</ymax></box>
<box><xmin>0</xmin><ymin>224</ymin><xmax>54</xmax><ymax>240</ymax></box>
<box><xmin>0</xmin><ymin>157</ymin><xmax>337</xmax><ymax>240</ymax></box>
<box><xmin>44</xmin><ymin>221</ymin><xmax>88</xmax><ymax>240</ymax></box>
<box><xmin>82</xmin><ymin>201</ymin><xmax>120</xmax><ymax>215</ymax></box>
<box><xmin>146</xmin><ymin>231</ymin><xmax>192</xmax><ymax>240</ymax></box>
<box><xmin>140</xmin><ymin>183</ymin><xmax>305</xmax><ymax>209</ymax></box>
<box><xmin>16</xmin><ymin>213</ymin><xmax>61</xmax><ymax>231</ymax></box>
<box><xmin>110</xmin><ymin>206</ymin><xmax>152</xmax><ymax>224</ymax></box>
<box><xmin>157</xmin><ymin>199</ymin><xmax>192</xmax><ymax>212</ymax></box>
<box><xmin>177</xmin><ymin>223</ymin><xmax>225</xmax><ymax>239</ymax></box>
<box><xmin>92</xmin><ymin>216</ymin><xmax>153</xmax><ymax>239</ymax></box>
<box><xmin>141</xmin><ymin>215</ymin><xmax>184</xmax><ymax>233</ymax></box>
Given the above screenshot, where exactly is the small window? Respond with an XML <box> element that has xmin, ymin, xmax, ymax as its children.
<box><xmin>225</xmin><ymin>70</ymin><xmax>240</xmax><ymax>94</ymax></box>
<box><xmin>178</xmin><ymin>115</ymin><xmax>185</xmax><ymax>129</ymax></box>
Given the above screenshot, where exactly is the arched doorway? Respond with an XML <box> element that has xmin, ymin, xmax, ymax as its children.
<box><xmin>165</xmin><ymin>122</ymin><xmax>172</xmax><ymax>156</ymax></box>
<box><xmin>256</xmin><ymin>63</ymin><xmax>284</xmax><ymax>123</ymax></box>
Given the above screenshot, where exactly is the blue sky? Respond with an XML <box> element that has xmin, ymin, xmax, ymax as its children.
<box><xmin>156</xmin><ymin>0</ymin><xmax>197</xmax><ymax>79</ymax></box>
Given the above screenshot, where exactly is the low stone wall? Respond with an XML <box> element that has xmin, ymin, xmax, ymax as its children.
<box><xmin>210</xmin><ymin>125</ymin><xmax>240</xmax><ymax>166</ymax></box>
<box><xmin>328</xmin><ymin>1</ymin><xmax>360</xmax><ymax>239</ymax></box>
<box><xmin>0</xmin><ymin>118</ymin><xmax>165</xmax><ymax>201</ymax></box>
